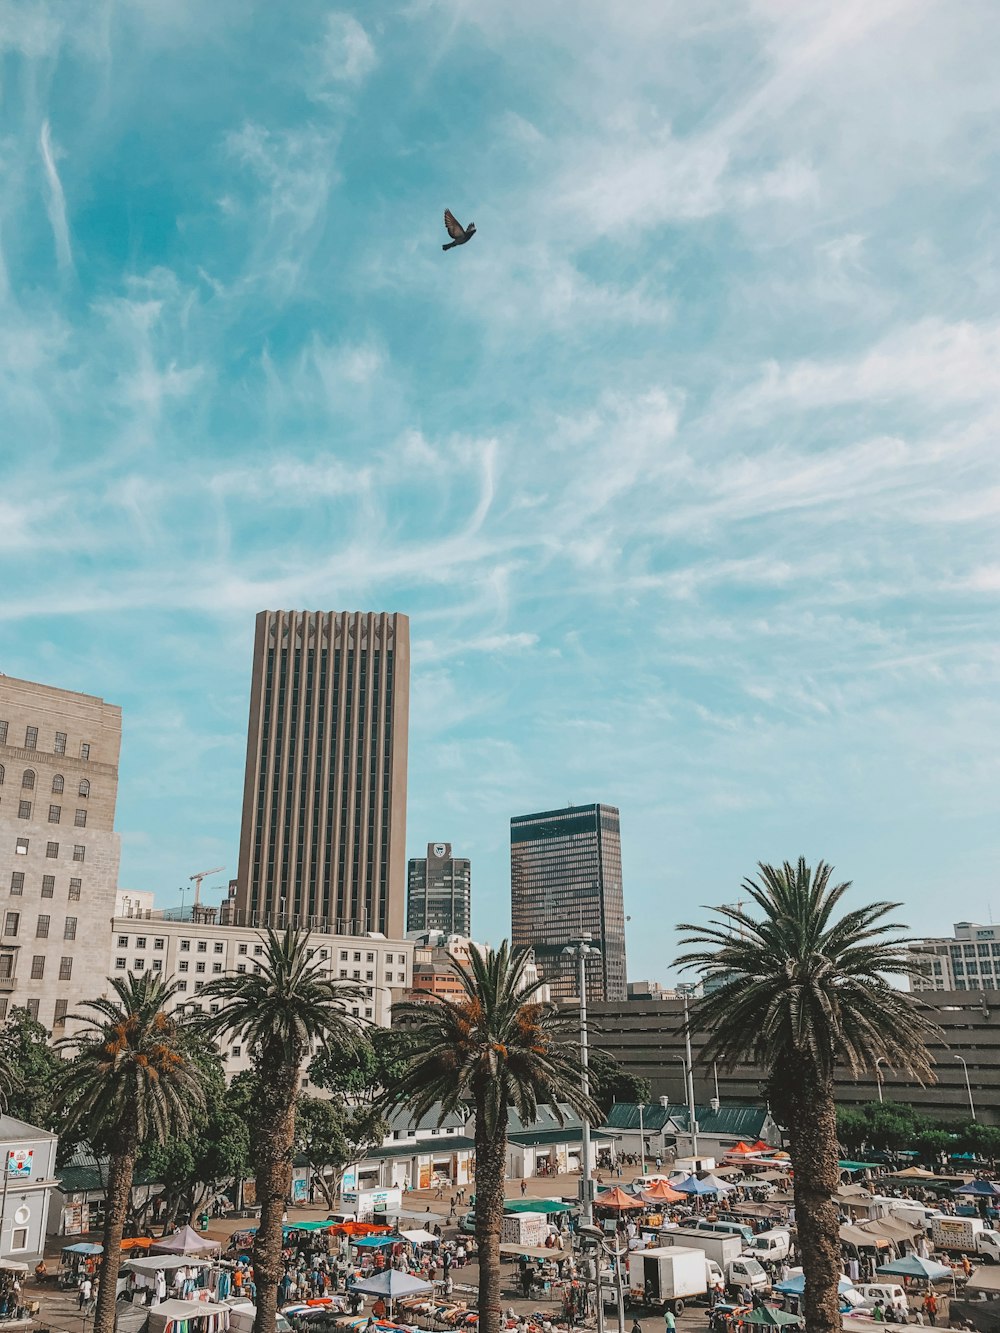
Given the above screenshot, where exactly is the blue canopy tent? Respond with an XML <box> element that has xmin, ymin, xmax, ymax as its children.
<box><xmin>953</xmin><ymin>1180</ymin><xmax>1000</xmax><ymax>1198</ymax></box>
<box><xmin>877</xmin><ymin>1256</ymin><xmax>953</xmax><ymax>1282</ymax></box>
<box><xmin>672</xmin><ymin>1174</ymin><xmax>723</xmax><ymax>1196</ymax></box>
<box><xmin>349</xmin><ymin>1269</ymin><xmax>432</xmax><ymax>1313</ymax></box>
<box><xmin>62</xmin><ymin>1244</ymin><xmax>103</xmax><ymax>1255</ymax></box>
<box><xmin>351</xmin><ymin>1235</ymin><xmax>398</xmax><ymax>1248</ymax></box>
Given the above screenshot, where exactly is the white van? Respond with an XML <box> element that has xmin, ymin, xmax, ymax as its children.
<box><xmin>888</xmin><ymin>1203</ymin><xmax>944</xmax><ymax>1234</ymax></box>
<box><xmin>854</xmin><ymin>1284</ymin><xmax>908</xmax><ymax>1314</ymax></box>
<box><xmin>743</xmin><ymin>1229</ymin><xmax>791</xmax><ymax>1262</ymax></box>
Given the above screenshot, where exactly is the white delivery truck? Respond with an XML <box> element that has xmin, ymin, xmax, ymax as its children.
<box><xmin>655</xmin><ymin>1231</ymin><xmax>769</xmax><ymax>1295</ymax></box>
<box><xmin>931</xmin><ymin>1216</ymin><xmax>1000</xmax><ymax>1262</ymax></box>
<box><xmin>627</xmin><ymin>1247</ymin><xmax>709</xmax><ymax>1314</ymax></box>
<box><xmin>743</xmin><ymin>1229</ymin><xmax>792</xmax><ymax>1263</ymax></box>
<box><xmin>341</xmin><ymin>1185</ymin><xmax>403</xmax><ymax>1221</ymax></box>
<box><xmin>889</xmin><ymin>1203</ymin><xmax>944</xmax><ymax>1234</ymax></box>
<box><xmin>501</xmin><ymin>1211</ymin><xmax>548</xmax><ymax>1247</ymax></box>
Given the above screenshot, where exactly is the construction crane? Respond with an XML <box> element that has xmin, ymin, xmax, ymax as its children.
<box><xmin>190</xmin><ymin>865</ymin><xmax>226</xmax><ymax>907</ymax></box>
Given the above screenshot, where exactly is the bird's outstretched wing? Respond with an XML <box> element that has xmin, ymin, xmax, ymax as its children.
<box><xmin>444</xmin><ymin>209</ymin><xmax>466</xmax><ymax>240</ymax></box>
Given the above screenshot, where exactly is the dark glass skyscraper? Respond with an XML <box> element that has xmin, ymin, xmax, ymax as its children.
<box><xmin>407</xmin><ymin>842</ymin><xmax>471</xmax><ymax>936</ymax></box>
<box><xmin>234</xmin><ymin>610</ymin><xmax>409</xmax><ymax>936</ymax></box>
<box><xmin>510</xmin><ymin>803</ymin><xmax>626</xmax><ymax>1003</ymax></box>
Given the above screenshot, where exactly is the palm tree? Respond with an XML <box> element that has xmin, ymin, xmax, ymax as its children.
<box><xmin>677</xmin><ymin>859</ymin><xmax>939</xmax><ymax>1333</ymax></box>
<box><xmin>55</xmin><ymin>974</ymin><xmax>206</xmax><ymax>1333</ymax></box>
<box><xmin>200</xmin><ymin>928</ymin><xmax>365</xmax><ymax>1333</ymax></box>
<box><xmin>387</xmin><ymin>941</ymin><xmax>597</xmax><ymax>1333</ymax></box>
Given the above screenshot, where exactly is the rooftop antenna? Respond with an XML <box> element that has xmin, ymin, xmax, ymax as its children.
<box><xmin>189</xmin><ymin>865</ymin><xmax>225</xmax><ymax>908</ymax></box>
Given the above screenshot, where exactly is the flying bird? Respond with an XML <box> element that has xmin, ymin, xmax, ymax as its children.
<box><xmin>442</xmin><ymin>209</ymin><xmax>476</xmax><ymax>251</ymax></box>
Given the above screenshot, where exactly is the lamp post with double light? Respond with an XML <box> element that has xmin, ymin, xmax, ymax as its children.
<box><xmin>562</xmin><ymin>935</ymin><xmax>601</xmax><ymax>1226</ymax></box>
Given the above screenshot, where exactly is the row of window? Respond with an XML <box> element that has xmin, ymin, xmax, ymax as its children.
<box><xmin>3</xmin><ymin>913</ymin><xmax>77</xmax><ymax>939</ymax></box>
<box><xmin>29</xmin><ymin>956</ymin><xmax>74</xmax><ymax>980</ymax></box>
<box><xmin>13</xmin><ymin>838</ymin><xmax>85</xmax><ymax>861</ymax></box>
<box><xmin>10</xmin><ymin>873</ymin><xmax>82</xmax><ymax>900</ymax></box>
<box><xmin>0</xmin><ymin>997</ymin><xmax>68</xmax><ymax>1026</ymax></box>
<box><xmin>0</xmin><ymin>722</ymin><xmax>91</xmax><ymax>759</ymax></box>
<box><xmin>14</xmin><ymin>802</ymin><xmax>87</xmax><ymax>826</ymax></box>
<box><xmin>112</xmin><ymin>936</ymin><xmax>407</xmax><ymax>967</ymax></box>
<box><xmin>1</xmin><ymin>769</ymin><xmax>91</xmax><ymax>796</ymax></box>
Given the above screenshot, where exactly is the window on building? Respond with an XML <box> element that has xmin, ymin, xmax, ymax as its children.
<box><xmin>36</xmin><ymin>915</ymin><xmax>50</xmax><ymax>938</ymax></box>
<box><xmin>339</xmin><ymin>968</ymin><xmax>348</xmax><ymax>978</ymax></box>
<box><xmin>68</xmin><ymin>878</ymin><xmax>81</xmax><ymax>900</ymax></box>
<box><xmin>54</xmin><ymin>732</ymin><xmax>67</xmax><ymax>755</ymax></box>
<box><xmin>17</xmin><ymin>801</ymin><xmax>31</xmax><ymax>820</ymax></box>
<box><xmin>195</xmin><ymin>981</ymin><xmax>204</xmax><ymax>991</ymax></box>
<box><xmin>154</xmin><ymin>937</ymin><xmax>164</xmax><ymax>950</ymax></box>
<box><xmin>364</xmin><ymin>1007</ymin><xmax>373</xmax><ymax>1018</ymax></box>
<box><xmin>41</xmin><ymin>875</ymin><xmax>54</xmax><ymax>899</ymax></box>
<box><xmin>232</xmin><ymin>1046</ymin><xmax>242</xmax><ymax>1058</ymax></box>
<box><xmin>59</xmin><ymin>957</ymin><xmax>73</xmax><ymax>980</ymax></box>
<box><xmin>197</xmin><ymin>941</ymin><xmax>207</xmax><ymax>953</ymax></box>
<box><xmin>64</xmin><ymin>916</ymin><xmax>77</xmax><ymax>940</ymax></box>
<box><xmin>0</xmin><ymin>765</ymin><xmax>3</xmax><ymax>785</ymax></box>
<box><xmin>213</xmin><ymin>941</ymin><xmax>224</xmax><ymax>954</ymax></box>
<box><xmin>10</xmin><ymin>1228</ymin><xmax>27</xmax><ymax>1251</ymax></box>
<box><xmin>72</xmin><ymin>845</ymin><xmax>85</xmax><ymax>863</ymax></box>
<box><xmin>133</xmin><ymin>959</ymin><xmax>144</xmax><ymax>972</ymax></box>
<box><xmin>24</xmin><ymin>727</ymin><xmax>37</xmax><ymax>750</ymax></box>
<box><xmin>74</xmin><ymin>809</ymin><xmax>87</xmax><ymax>828</ymax></box>
<box><xmin>352</xmin><ymin>969</ymin><xmax>361</xmax><ymax>980</ymax></box>
<box><xmin>15</xmin><ymin>839</ymin><xmax>27</xmax><ymax>856</ymax></box>
<box><xmin>48</xmin><ymin>805</ymin><xmax>61</xmax><ymax>823</ymax></box>
<box><xmin>238</xmin><ymin>943</ymin><xmax>248</xmax><ymax>955</ymax></box>
<box><xmin>0</xmin><ymin>958</ymin><xmax>12</xmax><ymax>981</ymax></box>
<box><xmin>80</xmin><ymin>742</ymin><xmax>90</xmax><ymax>760</ymax></box>
<box><xmin>115</xmin><ymin>957</ymin><xmax>126</xmax><ymax>970</ymax></box>
<box><xmin>136</xmin><ymin>936</ymin><xmax>146</xmax><ymax>949</ymax></box>
<box><xmin>9</xmin><ymin>873</ymin><xmax>23</xmax><ymax>897</ymax></box>
<box><xmin>30</xmin><ymin>956</ymin><xmax>45</xmax><ymax>980</ymax></box>
<box><xmin>366</xmin><ymin>952</ymin><xmax>375</xmax><ymax>962</ymax></box>
<box><xmin>117</xmin><ymin>935</ymin><xmax>128</xmax><ymax>948</ymax></box>
<box><xmin>339</xmin><ymin>950</ymin><xmax>348</xmax><ymax>961</ymax></box>
<box><xmin>180</xmin><ymin>940</ymin><xmax>190</xmax><ymax>951</ymax></box>
<box><xmin>353</xmin><ymin>951</ymin><xmax>361</xmax><ymax>961</ymax></box>
<box><xmin>151</xmin><ymin>958</ymin><xmax>162</xmax><ymax>972</ymax></box>
<box><xmin>51</xmin><ymin>775</ymin><xmax>64</xmax><ymax>794</ymax></box>
<box><xmin>24</xmin><ymin>1000</ymin><xmax>38</xmax><ymax>1020</ymax></box>
<box><xmin>0</xmin><ymin>722</ymin><xmax>6</xmax><ymax>744</ymax></box>
<box><xmin>236</xmin><ymin>963</ymin><xmax>246</xmax><ymax>973</ymax></box>
<box><xmin>78</xmin><ymin>779</ymin><xmax>90</xmax><ymax>798</ymax></box>
<box><xmin>3</xmin><ymin>914</ymin><xmax>18</xmax><ymax>938</ymax></box>
<box><xmin>195</xmin><ymin>962</ymin><xmax>205</xmax><ymax>974</ymax></box>
<box><xmin>254</xmin><ymin>944</ymin><xmax>263</xmax><ymax>956</ymax></box>
<box><xmin>53</xmin><ymin>999</ymin><xmax>68</xmax><ymax>1026</ymax></box>
<box><xmin>178</xmin><ymin>960</ymin><xmax>189</xmax><ymax>973</ymax></box>
<box><xmin>212</xmin><ymin>963</ymin><xmax>222</xmax><ymax>974</ymax></box>
<box><xmin>176</xmin><ymin>980</ymin><xmax>187</xmax><ymax>992</ymax></box>
<box><xmin>0</xmin><ymin>1001</ymin><xmax>7</xmax><ymax>1021</ymax></box>
<box><xmin>45</xmin><ymin>842</ymin><xmax>57</xmax><ymax>859</ymax></box>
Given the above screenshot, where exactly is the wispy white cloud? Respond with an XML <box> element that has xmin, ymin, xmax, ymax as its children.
<box><xmin>316</xmin><ymin>12</ymin><xmax>377</xmax><ymax>88</ymax></box>
<box><xmin>38</xmin><ymin>120</ymin><xmax>73</xmax><ymax>273</ymax></box>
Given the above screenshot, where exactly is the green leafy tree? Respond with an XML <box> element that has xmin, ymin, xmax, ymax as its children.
<box><xmin>294</xmin><ymin>1096</ymin><xmax>387</xmax><ymax>1209</ymax></box>
<box><xmin>0</xmin><ymin>1007</ymin><xmax>62</xmax><ymax>1131</ymax></box>
<box><xmin>858</xmin><ymin>1101</ymin><xmax>922</xmax><ymax>1153</ymax></box>
<box><xmin>309</xmin><ymin>1026</ymin><xmax>416</xmax><ymax>1103</ymax></box>
<box><xmin>200</xmin><ymin>929</ymin><xmax>364</xmax><ymax>1333</ymax></box>
<box><xmin>55</xmin><ymin>974</ymin><xmax>206</xmax><ymax>1333</ymax></box>
<box><xmin>914</xmin><ymin>1128</ymin><xmax>954</xmax><ymax>1165</ymax></box>
<box><xmin>957</xmin><ymin>1122</ymin><xmax>1000</xmax><ymax>1167</ymax></box>
<box><xmin>678</xmin><ymin>859</ymin><xmax>938</xmax><ymax>1333</ymax></box>
<box><xmin>587</xmin><ymin>1046</ymin><xmax>651</xmax><ymax>1118</ymax></box>
<box><xmin>836</xmin><ymin>1107</ymin><xmax>868</xmax><ymax>1155</ymax></box>
<box><xmin>140</xmin><ymin>1049</ymin><xmax>250</xmax><ymax>1229</ymax></box>
<box><xmin>386</xmin><ymin>941</ymin><xmax>597</xmax><ymax>1333</ymax></box>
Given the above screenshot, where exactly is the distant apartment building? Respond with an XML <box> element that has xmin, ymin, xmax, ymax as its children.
<box><xmin>407</xmin><ymin>931</ymin><xmax>550</xmax><ymax>1004</ymax></box>
<box><xmin>510</xmin><ymin>803</ymin><xmax>627</xmax><ymax>1004</ymax></box>
<box><xmin>910</xmin><ymin>921</ymin><xmax>1000</xmax><ymax>992</ymax></box>
<box><xmin>628</xmin><ymin>979</ymin><xmax>674</xmax><ymax>1001</ymax></box>
<box><xmin>112</xmin><ymin>903</ymin><xmax>414</xmax><ymax>1076</ymax></box>
<box><xmin>407</xmin><ymin>842</ymin><xmax>471</xmax><ymax>936</ymax></box>
<box><xmin>234</xmin><ymin>610</ymin><xmax>410</xmax><ymax>938</ymax></box>
<box><xmin>0</xmin><ymin>676</ymin><xmax>121</xmax><ymax>1031</ymax></box>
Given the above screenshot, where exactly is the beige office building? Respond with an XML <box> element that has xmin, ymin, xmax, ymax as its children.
<box><xmin>0</xmin><ymin>676</ymin><xmax>121</xmax><ymax>1030</ymax></box>
<box><xmin>111</xmin><ymin>904</ymin><xmax>413</xmax><ymax>1077</ymax></box>
<box><xmin>234</xmin><ymin>611</ymin><xmax>410</xmax><ymax>939</ymax></box>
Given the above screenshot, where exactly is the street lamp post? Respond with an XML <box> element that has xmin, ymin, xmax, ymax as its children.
<box><xmin>678</xmin><ymin>985</ymin><xmax>699</xmax><ymax>1157</ymax></box>
<box><xmin>955</xmin><ymin>1056</ymin><xmax>976</xmax><ymax>1121</ymax></box>
<box><xmin>875</xmin><ymin>1058</ymin><xmax>886</xmax><ymax>1104</ymax></box>
<box><xmin>563</xmin><ymin>936</ymin><xmax>601</xmax><ymax>1226</ymax></box>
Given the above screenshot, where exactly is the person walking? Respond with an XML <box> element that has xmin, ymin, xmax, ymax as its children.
<box><xmin>78</xmin><ymin>1277</ymin><xmax>92</xmax><ymax>1311</ymax></box>
<box><xmin>923</xmin><ymin>1292</ymin><xmax>938</xmax><ymax>1327</ymax></box>
<box><xmin>521</xmin><ymin>1179</ymin><xmax>527</xmax><ymax>1197</ymax></box>
<box><xmin>663</xmin><ymin>1307</ymin><xmax>676</xmax><ymax>1333</ymax></box>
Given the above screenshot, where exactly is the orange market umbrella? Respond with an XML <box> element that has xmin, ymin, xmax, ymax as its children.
<box><xmin>595</xmin><ymin>1186</ymin><xmax>645</xmax><ymax>1211</ymax></box>
<box><xmin>641</xmin><ymin>1181</ymin><xmax>685</xmax><ymax>1205</ymax></box>
<box><xmin>728</xmin><ymin>1142</ymin><xmax>756</xmax><ymax>1155</ymax></box>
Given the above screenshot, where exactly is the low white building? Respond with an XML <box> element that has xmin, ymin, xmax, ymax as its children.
<box><xmin>0</xmin><ymin>1115</ymin><xmax>59</xmax><ymax>1261</ymax></box>
<box><xmin>110</xmin><ymin>908</ymin><xmax>414</xmax><ymax>1076</ymax></box>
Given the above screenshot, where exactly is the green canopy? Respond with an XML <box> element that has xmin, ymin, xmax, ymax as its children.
<box><xmin>838</xmin><ymin>1161</ymin><xmax>881</xmax><ymax>1172</ymax></box>
<box><xmin>504</xmin><ymin>1199</ymin><xmax>573</xmax><ymax>1215</ymax></box>
<box><xmin>742</xmin><ymin>1307</ymin><xmax>803</xmax><ymax>1327</ymax></box>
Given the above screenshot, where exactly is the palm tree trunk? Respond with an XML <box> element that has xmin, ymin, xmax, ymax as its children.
<box><xmin>787</xmin><ymin>1071</ymin><xmax>841</xmax><ymax>1333</ymax></box>
<box><xmin>93</xmin><ymin>1145</ymin><xmax>138</xmax><ymax>1333</ymax></box>
<box><xmin>252</xmin><ymin>1064</ymin><xmax>299</xmax><ymax>1333</ymax></box>
<box><xmin>474</xmin><ymin>1105</ymin><xmax>508</xmax><ymax>1333</ymax></box>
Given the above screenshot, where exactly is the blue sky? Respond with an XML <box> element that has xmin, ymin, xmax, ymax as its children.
<box><xmin>2</xmin><ymin>0</ymin><xmax>999</xmax><ymax>980</ymax></box>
